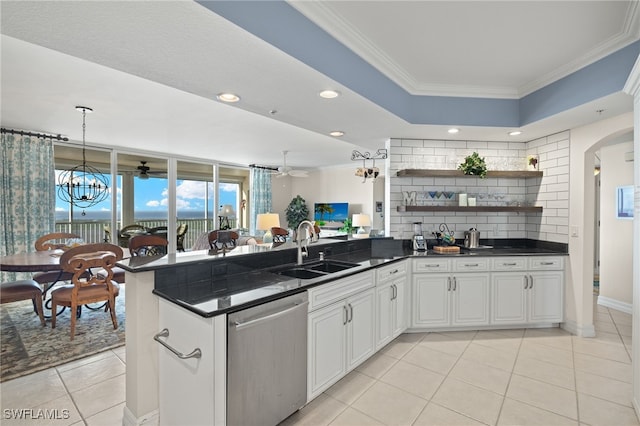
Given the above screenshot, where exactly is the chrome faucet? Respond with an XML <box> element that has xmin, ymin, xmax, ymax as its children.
<box><xmin>296</xmin><ymin>220</ymin><xmax>316</xmax><ymax>265</ymax></box>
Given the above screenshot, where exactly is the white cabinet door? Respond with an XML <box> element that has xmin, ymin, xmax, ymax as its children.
<box><xmin>308</xmin><ymin>301</ymin><xmax>347</xmax><ymax>399</ymax></box>
<box><xmin>413</xmin><ymin>274</ymin><xmax>450</xmax><ymax>327</ymax></box>
<box><xmin>158</xmin><ymin>298</ymin><xmax>219</xmax><ymax>426</ymax></box>
<box><xmin>451</xmin><ymin>273</ymin><xmax>490</xmax><ymax>326</ymax></box>
<box><xmin>347</xmin><ymin>288</ymin><xmax>376</xmax><ymax>370</ymax></box>
<box><xmin>392</xmin><ymin>277</ymin><xmax>407</xmax><ymax>338</ymax></box>
<box><xmin>377</xmin><ymin>277</ymin><xmax>407</xmax><ymax>349</ymax></box>
<box><xmin>491</xmin><ymin>272</ymin><xmax>528</xmax><ymax>324</ymax></box>
<box><xmin>376</xmin><ymin>281</ymin><xmax>394</xmax><ymax>349</ymax></box>
<box><xmin>529</xmin><ymin>271</ymin><xmax>564</xmax><ymax>323</ymax></box>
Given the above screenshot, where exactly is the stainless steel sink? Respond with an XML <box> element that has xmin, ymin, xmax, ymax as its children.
<box><xmin>272</xmin><ymin>260</ymin><xmax>360</xmax><ymax>279</ymax></box>
<box><xmin>275</xmin><ymin>268</ymin><xmax>327</xmax><ymax>280</ymax></box>
<box><xmin>304</xmin><ymin>260</ymin><xmax>360</xmax><ymax>273</ymax></box>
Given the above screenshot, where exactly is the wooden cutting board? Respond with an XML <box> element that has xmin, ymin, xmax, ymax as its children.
<box><xmin>433</xmin><ymin>245</ymin><xmax>460</xmax><ymax>254</ymax></box>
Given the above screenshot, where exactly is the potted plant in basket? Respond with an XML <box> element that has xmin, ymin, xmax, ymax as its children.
<box><xmin>458</xmin><ymin>152</ymin><xmax>488</xmax><ymax>178</ymax></box>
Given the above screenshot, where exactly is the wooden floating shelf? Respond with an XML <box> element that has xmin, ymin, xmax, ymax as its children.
<box><xmin>397</xmin><ymin>205</ymin><xmax>543</xmax><ymax>213</ymax></box>
<box><xmin>396</xmin><ymin>169</ymin><xmax>543</xmax><ymax>178</ymax></box>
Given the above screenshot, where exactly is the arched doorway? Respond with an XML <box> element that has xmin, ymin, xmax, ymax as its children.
<box><xmin>566</xmin><ymin>112</ymin><xmax>633</xmax><ymax>338</ymax></box>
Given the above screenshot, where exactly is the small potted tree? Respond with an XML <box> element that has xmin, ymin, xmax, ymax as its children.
<box><xmin>285</xmin><ymin>195</ymin><xmax>309</xmax><ymax>238</ymax></box>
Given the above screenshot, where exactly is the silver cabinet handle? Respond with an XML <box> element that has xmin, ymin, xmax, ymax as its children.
<box><xmin>425</xmin><ymin>264</ymin><xmax>440</xmax><ymax>268</ymax></box>
<box><xmin>392</xmin><ymin>284</ymin><xmax>397</xmax><ymax>300</ymax></box>
<box><xmin>529</xmin><ymin>275</ymin><xmax>533</xmax><ymax>289</ymax></box>
<box><xmin>453</xmin><ymin>277</ymin><xmax>457</xmax><ymax>291</ymax></box>
<box><xmin>524</xmin><ymin>275</ymin><xmax>529</xmax><ymax>289</ymax></box>
<box><xmin>343</xmin><ymin>305</ymin><xmax>348</xmax><ymax>325</ymax></box>
<box><xmin>503</xmin><ymin>262</ymin><xmax>517</xmax><ymax>266</ymax></box>
<box><xmin>447</xmin><ymin>277</ymin><xmax>451</xmax><ymax>291</ymax></box>
<box><xmin>540</xmin><ymin>262</ymin><xmax>554</xmax><ymax>265</ymax></box>
<box><xmin>464</xmin><ymin>263</ymin><xmax>479</xmax><ymax>267</ymax></box>
<box><xmin>154</xmin><ymin>329</ymin><xmax>202</xmax><ymax>360</ymax></box>
<box><xmin>391</xmin><ymin>269</ymin><xmax>399</xmax><ymax>274</ymax></box>
<box><xmin>348</xmin><ymin>303</ymin><xmax>353</xmax><ymax>323</ymax></box>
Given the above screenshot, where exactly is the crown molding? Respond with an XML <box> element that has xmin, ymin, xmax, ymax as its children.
<box><xmin>291</xmin><ymin>0</ymin><xmax>640</xmax><ymax>100</ymax></box>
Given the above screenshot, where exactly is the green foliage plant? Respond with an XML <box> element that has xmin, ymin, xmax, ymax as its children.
<box><xmin>339</xmin><ymin>218</ymin><xmax>353</xmax><ymax>233</ymax></box>
<box><xmin>458</xmin><ymin>152</ymin><xmax>488</xmax><ymax>178</ymax></box>
<box><xmin>285</xmin><ymin>195</ymin><xmax>309</xmax><ymax>230</ymax></box>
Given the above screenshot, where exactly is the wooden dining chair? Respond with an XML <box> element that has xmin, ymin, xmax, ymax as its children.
<box><xmin>117</xmin><ymin>224</ymin><xmax>148</xmax><ymax>248</ymax></box>
<box><xmin>176</xmin><ymin>224</ymin><xmax>189</xmax><ymax>252</ymax></box>
<box><xmin>51</xmin><ymin>243</ymin><xmax>123</xmax><ymax>340</ymax></box>
<box><xmin>0</xmin><ymin>279</ymin><xmax>46</xmax><ymax>326</ymax></box>
<box><xmin>208</xmin><ymin>230</ymin><xmax>239</xmax><ymax>250</ymax></box>
<box><xmin>270</xmin><ymin>227</ymin><xmax>289</xmax><ymax>243</ymax></box>
<box><xmin>32</xmin><ymin>232</ymin><xmax>84</xmax><ymax>295</ymax></box>
<box><xmin>129</xmin><ymin>234</ymin><xmax>168</xmax><ymax>257</ymax></box>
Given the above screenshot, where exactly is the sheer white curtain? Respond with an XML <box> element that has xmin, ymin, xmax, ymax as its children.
<box><xmin>1</xmin><ymin>132</ymin><xmax>55</xmax><ymax>281</ymax></box>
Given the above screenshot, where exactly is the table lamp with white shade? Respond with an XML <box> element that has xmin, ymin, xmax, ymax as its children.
<box><xmin>352</xmin><ymin>213</ymin><xmax>371</xmax><ymax>238</ymax></box>
<box><xmin>256</xmin><ymin>213</ymin><xmax>280</xmax><ymax>243</ymax></box>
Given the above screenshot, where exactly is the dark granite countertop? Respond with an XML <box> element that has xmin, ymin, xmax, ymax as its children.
<box><xmin>143</xmin><ymin>238</ymin><xmax>567</xmax><ymax>318</ymax></box>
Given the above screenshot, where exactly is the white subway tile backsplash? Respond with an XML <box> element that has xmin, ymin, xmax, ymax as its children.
<box><xmin>445</xmin><ymin>140</ymin><xmax>468</xmax><ymax>148</ymax></box>
<box><xmin>467</xmin><ymin>141</ymin><xmax>489</xmax><ymax>150</ymax></box>
<box><xmin>395</xmin><ymin>147</ymin><xmax>414</xmax><ymax>155</ymax></box>
<box><xmin>390</xmin><ymin>136</ymin><xmax>569</xmax><ymax>244</ymax></box>
<box><xmin>547</xmin><ymin>131</ymin><xmax>570</xmax><ymax>144</ymax></box>
<box><xmin>401</xmin><ymin>140</ymin><xmax>425</xmax><ymax>147</ymax></box>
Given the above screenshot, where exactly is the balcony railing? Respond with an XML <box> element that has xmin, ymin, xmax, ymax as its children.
<box><xmin>54</xmin><ymin>218</ymin><xmax>237</xmax><ymax>250</ymax></box>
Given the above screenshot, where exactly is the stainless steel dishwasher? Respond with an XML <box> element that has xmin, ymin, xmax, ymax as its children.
<box><xmin>227</xmin><ymin>292</ymin><xmax>308</xmax><ymax>426</ymax></box>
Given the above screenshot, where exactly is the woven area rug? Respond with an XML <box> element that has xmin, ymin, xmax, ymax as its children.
<box><xmin>0</xmin><ymin>285</ymin><xmax>126</xmax><ymax>382</ymax></box>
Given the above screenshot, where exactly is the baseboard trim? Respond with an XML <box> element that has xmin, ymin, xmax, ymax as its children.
<box><xmin>597</xmin><ymin>296</ymin><xmax>633</xmax><ymax>315</ymax></box>
<box><xmin>123</xmin><ymin>406</ymin><xmax>158</xmax><ymax>426</ymax></box>
<box><xmin>562</xmin><ymin>320</ymin><xmax>596</xmax><ymax>337</ymax></box>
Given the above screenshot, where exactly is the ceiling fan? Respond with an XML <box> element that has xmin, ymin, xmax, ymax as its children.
<box><xmin>272</xmin><ymin>151</ymin><xmax>308</xmax><ymax>178</ymax></box>
<box><xmin>136</xmin><ymin>161</ymin><xmax>165</xmax><ymax>179</ymax></box>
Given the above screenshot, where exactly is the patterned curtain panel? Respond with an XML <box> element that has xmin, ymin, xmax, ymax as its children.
<box><xmin>249</xmin><ymin>167</ymin><xmax>272</xmax><ymax>235</ymax></box>
<box><xmin>0</xmin><ymin>133</ymin><xmax>55</xmax><ymax>281</ymax></box>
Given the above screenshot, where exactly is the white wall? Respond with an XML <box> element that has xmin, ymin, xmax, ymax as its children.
<box><xmin>566</xmin><ymin>112</ymin><xmax>634</xmax><ymax>337</ymax></box>
<box><xmin>599</xmin><ymin>141</ymin><xmax>634</xmax><ymax>308</ymax></box>
<box><xmin>270</xmin><ymin>174</ymin><xmax>293</xmax><ymax>228</ymax></box>
<box><xmin>270</xmin><ymin>165</ymin><xmax>379</xmax><ymax>230</ymax></box>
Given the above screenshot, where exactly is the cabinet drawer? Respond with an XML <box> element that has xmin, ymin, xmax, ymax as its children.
<box><xmin>413</xmin><ymin>259</ymin><xmax>450</xmax><ymax>273</ymax></box>
<box><xmin>492</xmin><ymin>257</ymin><xmax>527</xmax><ymax>271</ymax></box>
<box><xmin>308</xmin><ymin>271</ymin><xmax>374</xmax><ymax>311</ymax></box>
<box><xmin>529</xmin><ymin>257</ymin><xmax>564</xmax><ymax>270</ymax></box>
<box><xmin>376</xmin><ymin>260</ymin><xmax>407</xmax><ymax>284</ymax></box>
<box><xmin>453</xmin><ymin>258</ymin><xmax>489</xmax><ymax>272</ymax></box>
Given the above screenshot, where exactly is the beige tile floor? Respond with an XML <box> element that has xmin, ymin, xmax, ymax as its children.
<box><xmin>282</xmin><ymin>303</ymin><xmax>637</xmax><ymax>426</ymax></box>
<box><xmin>0</xmin><ymin>303</ymin><xmax>635</xmax><ymax>426</ymax></box>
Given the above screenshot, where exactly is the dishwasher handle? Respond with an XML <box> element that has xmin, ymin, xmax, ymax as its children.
<box><xmin>233</xmin><ymin>301</ymin><xmax>309</xmax><ymax>331</ymax></box>
<box><xmin>154</xmin><ymin>328</ymin><xmax>202</xmax><ymax>359</ymax></box>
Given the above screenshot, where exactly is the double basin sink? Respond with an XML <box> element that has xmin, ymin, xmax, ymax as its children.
<box><xmin>271</xmin><ymin>259</ymin><xmax>361</xmax><ymax>280</ymax></box>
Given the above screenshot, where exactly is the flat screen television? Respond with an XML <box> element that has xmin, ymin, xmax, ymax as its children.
<box><xmin>314</xmin><ymin>202</ymin><xmax>348</xmax><ymax>228</ymax></box>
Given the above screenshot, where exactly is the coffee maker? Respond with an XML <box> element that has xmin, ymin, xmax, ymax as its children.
<box><xmin>412</xmin><ymin>222</ymin><xmax>426</xmax><ymax>251</ymax></box>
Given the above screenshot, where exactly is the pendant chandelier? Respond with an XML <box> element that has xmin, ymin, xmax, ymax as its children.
<box><xmin>57</xmin><ymin>106</ymin><xmax>109</xmax><ymax>215</ymax></box>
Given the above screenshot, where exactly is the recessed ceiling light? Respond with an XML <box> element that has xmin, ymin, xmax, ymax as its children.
<box><xmin>329</xmin><ymin>131</ymin><xmax>345</xmax><ymax>137</ymax></box>
<box><xmin>509</xmin><ymin>130</ymin><xmax>522</xmax><ymax>136</ymax></box>
<box><xmin>217</xmin><ymin>93</ymin><xmax>240</xmax><ymax>103</ymax></box>
<box><xmin>448</xmin><ymin>128</ymin><xmax>459</xmax><ymax>134</ymax></box>
<box><xmin>319</xmin><ymin>90</ymin><xmax>340</xmax><ymax>99</ymax></box>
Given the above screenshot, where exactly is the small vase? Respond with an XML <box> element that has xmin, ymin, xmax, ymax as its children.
<box><xmin>527</xmin><ymin>155</ymin><xmax>539</xmax><ymax>171</ymax></box>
